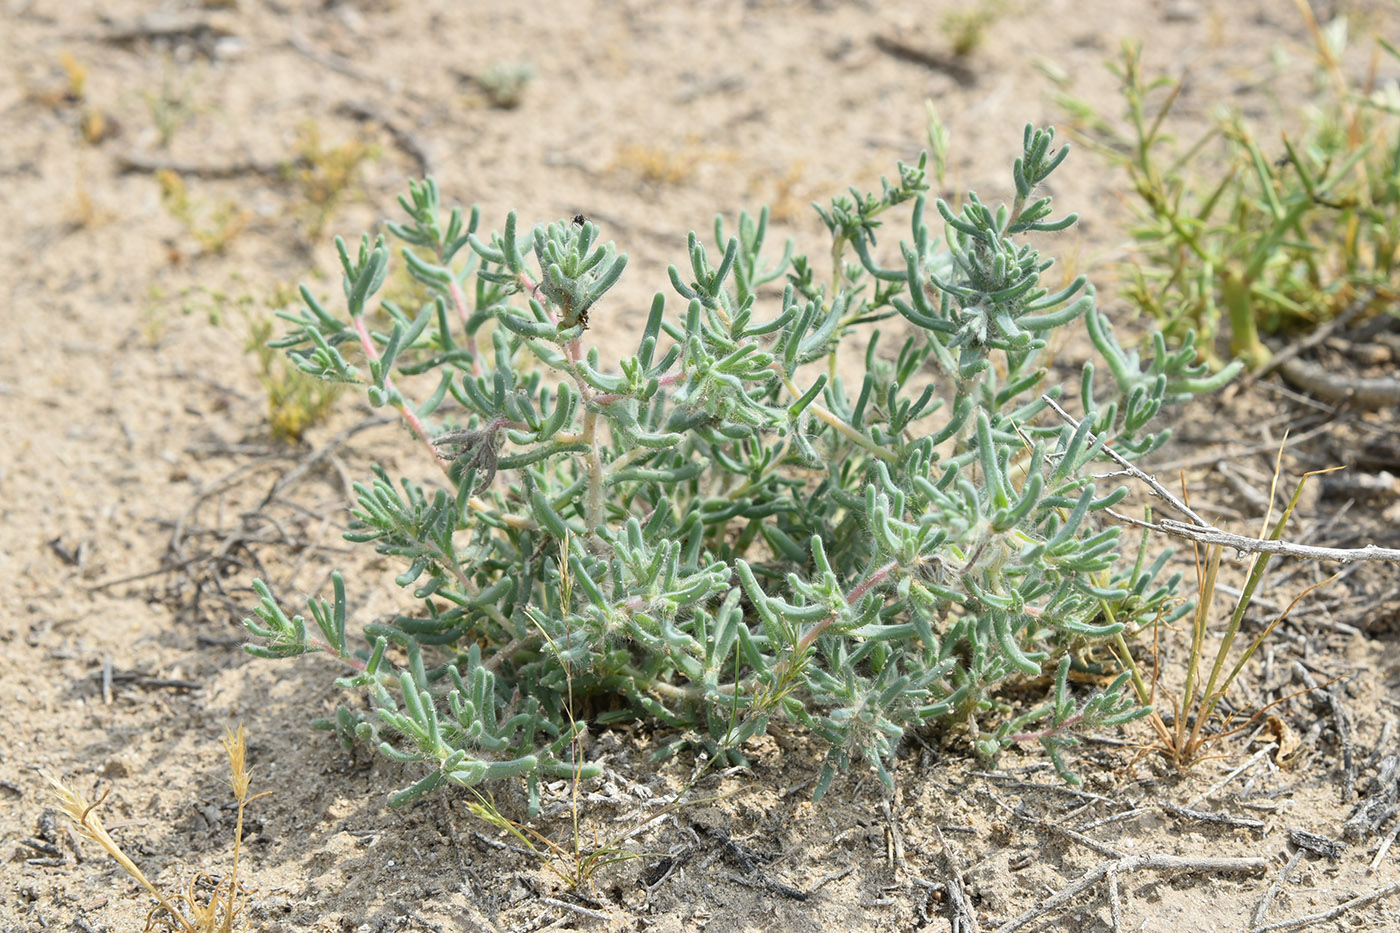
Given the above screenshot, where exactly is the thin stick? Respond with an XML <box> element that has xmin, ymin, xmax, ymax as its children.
<box><xmin>1244</xmin><ymin>287</ymin><xmax>1378</xmax><ymax>386</ymax></box>
<box><xmin>872</xmin><ymin>34</ymin><xmax>978</xmax><ymax>85</ymax></box>
<box><xmin>936</xmin><ymin>824</ymin><xmax>979</xmax><ymax>933</ymax></box>
<box><xmin>257</xmin><ymin>413</ymin><xmax>396</xmax><ymax>509</ymax></box>
<box><xmin>1108</xmin><ymin>513</ymin><xmax>1400</xmax><ymax>564</ymax></box>
<box><xmin>1293</xmin><ymin>662</ymin><xmax>1356</xmax><ymax>801</ymax></box>
<box><xmin>1277</xmin><ymin>357</ymin><xmax>1400</xmax><ymax>409</ymax></box>
<box><xmin>1107</xmin><ymin>865</ymin><xmax>1124</xmax><ymax>933</ymax></box>
<box><xmin>287</xmin><ymin>31</ymin><xmax>380</xmax><ymax>85</ymax></box>
<box><xmin>972</xmin><ymin>772</ymin><xmax>1115</xmax><ymax>804</ymax></box>
<box><xmin>993</xmin><ymin>854</ymin><xmax>1267</xmax><ymax>933</ymax></box>
<box><xmin>438</xmin><ymin>797</ymin><xmax>483</xmax><ymax>903</ymax></box>
<box><xmin>1251</xmin><ymin>880</ymin><xmax>1400</xmax><ymax>933</ymax></box>
<box><xmin>722</xmin><ymin>871</ymin><xmax>809</xmax><ymax>901</ymax></box>
<box><xmin>1369</xmin><ymin>821</ymin><xmax>1400</xmax><ymax>873</ymax></box>
<box><xmin>116</xmin><ymin>152</ymin><xmax>284</xmax><ymax>178</ymax></box>
<box><xmin>1044</xmin><ymin>395</ymin><xmax>1400</xmax><ymax>564</ymax></box>
<box><xmin>1184</xmin><ymin>748</ymin><xmax>1270</xmax><ymax>808</ymax></box>
<box><xmin>810</xmin><ymin>864</ymin><xmax>855</xmax><ymax>892</ymax></box>
<box><xmin>335</xmin><ymin>101</ymin><xmax>434</xmax><ymax>178</ymax></box>
<box><xmin>1076</xmin><ymin>808</ymin><xmax>1148</xmax><ymax>834</ymax></box>
<box><xmin>1253</xmin><ymin>848</ymin><xmax>1304</xmax><ymax>927</ymax></box>
<box><xmin>1365</xmin><ymin>722</ymin><xmax>1396</xmax><ymax>770</ymax></box>
<box><xmin>883</xmin><ymin>796</ymin><xmax>907</xmax><ymax>878</ymax></box>
<box><xmin>1161</xmin><ymin>801</ymin><xmax>1265</xmax><ymax>832</ymax></box>
<box><xmin>539</xmin><ymin>897</ymin><xmax>611</xmax><ymax>921</ymax></box>
<box><xmin>981</xmin><ymin>788</ymin><xmax>1125</xmax><ymax>859</ymax></box>
<box><xmin>1151</xmin><ymin>417</ymin><xmax>1336</xmax><ymax>473</ymax></box>
<box><xmin>1345</xmin><ymin>756</ymin><xmax>1400</xmax><ymax>841</ymax></box>
<box><xmin>469</xmin><ymin>829</ymin><xmax>536</xmax><ymax>859</ymax></box>
<box><xmin>1041</xmin><ymin>395</ymin><xmax>1208</xmax><ymax>527</ymax></box>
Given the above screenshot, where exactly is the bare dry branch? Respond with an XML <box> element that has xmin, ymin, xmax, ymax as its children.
<box><xmin>993</xmin><ymin>853</ymin><xmax>1268</xmax><ymax>933</ymax></box>
<box><xmin>1041</xmin><ymin>394</ymin><xmax>1400</xmax><ymax>564</ymax></box>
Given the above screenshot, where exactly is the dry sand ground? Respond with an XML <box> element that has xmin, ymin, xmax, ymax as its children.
<box><xmin>4</xmin><ymin>1</ymin><xmax>1400</xmax><ymax>930</ymax></box>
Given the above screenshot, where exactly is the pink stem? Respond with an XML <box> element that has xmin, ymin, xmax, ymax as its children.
<box><xmin>1012</xmin><ymin>712</ymin><xmax>1084</xmax><ymax>744</ymax></box>
<box><xmin>310</xmin><ymin>638</ymin><xmax>368</xmax><ymax>672</ymax></box>
<box><xmin>352</xmin><ymin>316</ymin><xmax>452</xmax><ymax>474</ymax></box>
<box><xmin>517</xmin><ymin>272</ymin><xmax>553</xmax><ymax>320</ymax></box>
<box><xmin>792</xmin><ymin>559</ymin><xmax>899</xmax><ymax>658</ymax></box>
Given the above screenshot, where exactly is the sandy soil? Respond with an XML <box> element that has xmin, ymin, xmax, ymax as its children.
<box><xmin>4</xmin><ymin>1</ymin><xmax>1400</xmax><ymax>931</ymax></box>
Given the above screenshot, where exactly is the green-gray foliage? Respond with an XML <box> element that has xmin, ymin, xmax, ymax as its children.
<box><xmin>1060</xmin><ymin>36</ymin><xmax>1400</xmax><ymax>369</ymax></box>
<box><xmin>244</xmin><ymin>124</ymin><xmax>1234</xmax><ymax>808</ymax></box>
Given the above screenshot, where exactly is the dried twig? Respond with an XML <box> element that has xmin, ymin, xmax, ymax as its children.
<box><xmin>1106</xmin><ymin>865</ymin><xmax>1124</xmax><ymax>933</ymax></box>
<box><xmin>258</xmin><ymin>413</ymin><xmax>395</xmax><ymax>509</ymax></box>
<box><xmin>539</xmin><ymin>896</ymin><xmax>610</xmax><ymax>921</ymax></box>
<box><xmin>993</xmin><ymin>853</ymin><xmax>1268</xmax><ymax>933</ymax></box>
<box><xmin>1184</xmin><ymin>748</ymin><xmax>1270</xmax><ymax>808</ymax></box>
<box><xmin>810</xmin><ymin>864</ymin><xmax>855</xmax><ymax>892</ymax></box>
<box><xmin>1161</xmin><ymin>800</ymin><xmax>1265</xmax><ymax>833</ymax></box>
<box><xmin>1277</xmin><ymin>357</ymin><xmax>1400</xmax><ymax>409</ymax></box>
<box><xmin>1365</xmin><ymin>722</ymin><xmax>1396</xmax><ymax>770</ymax></box>
<box><xmin>882</xmin><ymin>795</ymin><xmax>907</xmax><ymax>878</ymax></box>
<box><xmin>936</xmin><ymin>824</ymin><xmax>979</xmax><ymax>933</ymax></box>
<box><xmin>972</xmin><ymin>771</ymin><xmax>1115</xmax><ymax>805</ymax></box>
<box><xmin>85</xmin><ymin>553</ymin><xmax>208</xmax><ymax>592</ymax></box>
<box><xmin>1288</xmin><ymin>828</ymin><xmax>1345</xmax><ymax>859</ymax></box>
<box><xmin>1293</xmin><ymin>662</ymin><xmax>1356</xmax><ymax>802</ymax></box>
<box><xmin>980</xmin><ymin>787</ymin><xmax>1125</xmax><ymax>859</ymax></box>
<box><xmin>643</xmin><ymin>841</ymin><xmax>695</xmax><ymax>896</ymax></box>
<box><xmin>97</xmin><ymin>10</ymin><xmax>235</xmax><ymax>45</ymax></box>
<box><xmin>438</xmin><ymin>797</ymin><xmax>484</xmax><ymax>903</ymax></box>
<box><xmin>287</xmin><ymin>32</ymin><xmax>378</xmax><ymax>84</ymax></box>
<box><xmin>1117</xmin><ymin>516</ymin><xmax>1400</xmax><ymax>564</ymax></box>
<box><xmin>116</xmin><ymin>152</ymin><xmax>285</xmax><ymax>178</ymax></box>
<box><xmin>468</xmin><ymin>829</ymin><xmax>535</xmax><ymax>859</ymax></box>
<box><xmin>1253</xmin><ymin>848</ymin><xmax>1304</xmax><ymax>928</ymax></box>
<box><xmin>1251</xmin><ymin>880</ymin><xmax>1400</xmax><ymax>933</ymax></box>
<box><xmin>1369</xmin><ymin>820</ymin><xmax>1400</xmax><ymax>873</ymax></box>
<box><xmin>1151</xmin><ymin>417</ymin><xmax>1337</xmax><ymax>473</ymax></box>
<box><xmin>92</xmin><ymin>669</ymin><xmax>201</xmax><ymax>692</ymax></box>
<box><xmin>1076</xmin><ymin>807</ymin><xmax>1148</xmax><ymax>834</ymax></box>
<box><xmin>722</xmin><ymin>871</ymin><xmax>808</xmax><ymax>901</ymax></box>
<box><xmin>1346</xmin><ymin>755</ymin><xmax>1400</xmax><ymax>842</ymax></box>
<box><xmin>1044</xmin><ymin>395</ymin><xmax>1400</xmax><ymax>564</ymax></box>
<box><xmin>1215</xmin><ymin>458</ymin><xmax>1272</xmax><ymax>512</ymax></box>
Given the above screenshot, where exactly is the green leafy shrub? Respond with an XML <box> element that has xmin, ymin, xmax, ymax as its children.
<box><xmin>1059</xmin><ymin>20</ymin><xmax>1400</xmax><ymax>368</ymax></box>
<box><xmin>244</xmin><ymin>124</ymin><xmax>1235</xmax><ymax>808</ymax></box>
<box><xmin>245</xmin><ymin>311</ymin><xmax>344</xmax><ymax>443</ymax></box>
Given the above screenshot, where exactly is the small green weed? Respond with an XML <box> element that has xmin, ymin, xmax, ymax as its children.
<box><xmin>244</xmin><ymin>127</ymin><xmax>1237</xmax><ymax>808</ymax></box>
<box><xmin>1106</xmin><ymin>456</ymin><xmax>1338</xmax><ymax>768</ymax></box>
<box><xmin>467</xmin><ymin>61</ymin><xmax>534</xmax><ymax>110</ymax></box>
<box><xmin>284</xmin><ymin>121</ymin><xmax>379</xmax><ymax>241</ymax></box>
<box><xmin>1059</xmin><ymin>8</ymin><xmax>1400</xmax><ymax>368</ymax></box>
<box><xmin>247</xmin><ymin>309</ymin><xmax>344</xmax><ymax>443</ymax></box>
<box><xmin>941</xmin><ymin>0</ymin><xmax>1011</xmax><ymax>58</ymax></box>
<box><xmin>179</xmin><ymin>282</ymin><xmax>343</xmax><ymax>442</ymax></box>
<box><xmin>145</xmin><ymin>56</ymin><xmax>203</xmax><ymax>149</ymax></box>
<box><xmin>158</xmin><ymin>170</ymin><xmax>250</xmax><ymax>257</ymax></box>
